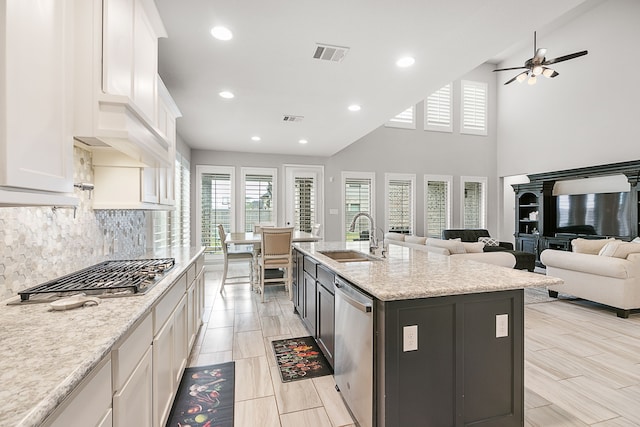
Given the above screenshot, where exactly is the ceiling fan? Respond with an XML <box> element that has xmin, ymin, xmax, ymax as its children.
<box><xmin>494</xmin><ymin>31</ymin><xmax>588</xmax><ymax>85</ymax></box>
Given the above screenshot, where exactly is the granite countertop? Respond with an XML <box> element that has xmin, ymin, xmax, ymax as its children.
<box><xmin>294</xmin><ymin>241</ymin><xmax>562</xmax><ymax>301</ymax></box>
<box><xmin>0</xmin><ymin>246</ymin><xmax>205</xmax><ymax>427</ymax></box>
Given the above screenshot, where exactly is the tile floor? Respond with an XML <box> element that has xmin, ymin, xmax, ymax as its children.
<box><xmin>190</xmin><ymin>262</ymin><xmax>640</xmax><ymax>427</ymax></box>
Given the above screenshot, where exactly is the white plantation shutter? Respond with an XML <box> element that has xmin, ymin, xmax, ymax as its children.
<box><xmin>172</xmin><ymin>153</ymin><xmax>190</xmax><ymax>247</ymax></box>
<box><xmin>385</xmin><ymin>105</ymin><xmax>416</xmax><ymax>129</ymax></box>
<box><xmin>385</xmin><ymin>174</ymin><xmax>415</xmax><ymax>234</ymax></box>
<box><xmin>461</xmin><ymin>177</ymin><xmax>487</xmax><ymax>229</ymax></box>
<box><xmin>201</xmin><ymin>171</ymin><xmax>232</xmax><ymax>253</ymax></box>
<box><xmin>344</xmin><ymin>177</ymin><xmax>373</xmax><ymax>241</ymax></box>
<box><xmin>425</xmin><ymin>83</ymin><xmax>452</xmax><ymax>132</ymax></box>
<box><xmin>461</xmin><ymin>80</ymin><xmax>488</xmax><ymax>135</ymax></box>
<box><xmin>425</xmin><ymin>175</ymin><xmax>452</xmax><ymax>238</ymax></box>
<box><xmin>244</xmin><ymin>173</ymin><xmax>275</xmax><ymax>231</ymax></box>
<box><xmin>294</xmin><ymin>177</ymin><xmax>315</xmax><ymax>233</ymax></box>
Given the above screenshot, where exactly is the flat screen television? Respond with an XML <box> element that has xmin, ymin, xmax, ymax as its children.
<box><xmin>555</xmin><ymin>191</ymin><xmax>630</xmax><ymax>237</ymax></box>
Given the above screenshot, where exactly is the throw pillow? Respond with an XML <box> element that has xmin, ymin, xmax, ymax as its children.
<box><xmin>405</xmin><ymin>235</ymin><xmax>427</xmax><ymax>245</ymax></box>
<box><xmin>478</xmin><ymin>237</ymin><xmax>499</xmax><ymax>246</ymax></box>
<box><xmin>572</xmin><ymin>237</ymin><xmax>615</xmax><ymax>255</ymax></box>
<box><xmin>426</xmin><ymin>238</ymin><xmax>466</xmax><ymax>254</ymax></box>
<box><xmin>598</xmin><ymin>241</ymin><xmax>640</xmax><ymax>259</ymax></box>
<box><xmin>385</xmin><ymin>232</ymin><xmax>405</xmax><ymax>242</ymax></box>
<box><xmin>463</xmin><ymin>242</ymin><xmax>485</xmax><ymax>253</ymax></box>
<box><xmin>633</xmin><ymin>237</ymin><xmax>640</xmax><ymax>244</ymax></box>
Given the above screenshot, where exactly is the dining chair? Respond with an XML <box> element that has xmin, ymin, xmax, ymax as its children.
<box><xmin>257</xmin><ymin>227</ymin><xmax>294</xmax><ymax>302</ymax></box>
<box><xmin>217</xmin><ymin>224</ymin><xmax>254</xmax><ymax>294</ymax></box>
<box><xmin>253</xmin><ymin>223</ymin><xmax>275</xmax><ymax>233</ymax></box>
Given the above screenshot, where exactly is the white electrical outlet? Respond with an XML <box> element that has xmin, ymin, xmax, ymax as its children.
<box><xmin>496</xmin><ymin>314</ymin><xmax>509</xmax><ymax>338</ymax></box>
<box><xmin>403</xmin><ymin>325</ymin><xmax>418</xmax><ymax>352</ymax></box>
<box><xmin>329</xmin><ymin>208</ymin><xmax>339</xmax><ymax>215</ymax></box>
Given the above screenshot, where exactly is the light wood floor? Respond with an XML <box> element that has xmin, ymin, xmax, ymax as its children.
<box><xmin>191</xmin><ymin>263</ymin><xmax>640</xmax><ymax>427</ymax></box>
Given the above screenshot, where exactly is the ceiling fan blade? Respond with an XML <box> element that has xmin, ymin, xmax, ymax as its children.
<box><xmin>534</xmin><ymin>48</ymin><xmax>547</xmax><ymax>63</ymax></box>
<box><xmin>543</xmin><ymin>50</ymin><xmax>588</xmax><ymax>65</ymax></box>
<box><xmin>542</xmin><ymin>67</ymin><xmax>559</xmax><ymax>78</ymax></box>
<box><xmin>493</xmin><ymin>66</ymin><xmax>528</xmax><ymax>72</ymax></box>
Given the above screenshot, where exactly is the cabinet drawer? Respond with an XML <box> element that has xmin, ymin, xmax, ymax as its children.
<box><xmin>154</xmin><ymin>273</ymin><xmax>187</xmax><ymax>335</ymax></box>
<box><xmin>304</xmin><ymin>256</ymin><xmax>319</xmax><ymax>277</ymax></box>
<box><xmin>112</xmin><ymin>313</ymin><xmax>152</xmax><ymax>392</ymax></box>
<box><xmin>196</xmin><ymin>254</ymin><xmax>205</xmax><ymax>274</ymax></box>
<box><xmin>317</xmin><ymin>265</ymin><xmax>335</xmax><ymax>294</ymax></box>
<box><xmin>185</xmin><ymin>263</ymin><xmax>196</xmax><ymax>285</ymax></box>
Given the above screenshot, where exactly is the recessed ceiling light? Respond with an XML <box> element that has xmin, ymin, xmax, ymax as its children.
<box><xmin>396</xmin><ymin>56</ymin><xmax>415</xmax><ymax>68</ymax></box>
<box><xmin>211</xmin><ymin>26</ymin><xmax>233</xmax><ymax>41</ymax></box>
<box><xmin>348</xmin><ymin>104</ymin><xmax>361</xmax><ymax>112</ymax></box>
<box><xmin>219</xmin><ymin>91</ymin><xmax>234</xmax><ymax>99</ymax></box>
<box><xmin>298</xmin><ymin>139</ymin><xmax>308</xmax><ymax>144</ymax></box>
<box><xmin>251</xmin><ymin>136</ymin><xmax>261</xmax><ymax>142</ymax></box>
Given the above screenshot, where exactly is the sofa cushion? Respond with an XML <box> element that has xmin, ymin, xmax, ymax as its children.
<box><xmin>478</xmin><ymin>236</ymin><xmax>499</xmax><ymax>246</ymax></box>
<box><xmin>541</xmin><ymin>249</ymin><xmax>635</xmax><ymax>279</ymax></box>
<box><xmin>598</xmin><ymin>241</ymin><xmax>640</xmax><ymax>259</ymax></box>
<box><xmin>463</xmin><ymin>242</ymin><xmax>485</xmax><ymax>253</ymax></box>
<box><xmin>442</xmin><ymin>229</ymin><xmax>491</xmax><ymax>242</ymax></box>
<box><xmin>385</xmin><ymin>232</ymin><xmax>405</xmax><ymax>242</ymax></box>
<box><xmin>405</xmin><ymin>235</ymin><xmax>427</xmax><ymax>245</ymax></box>
<box><xmin>426</xmin><ymin>238</ymin><xmax>466</xmax><ymax>254</ymax></box>
<box><xmin>572</xmin><ymin>237</ymin><xmax>615</xmax><ymax>255</ymax></box>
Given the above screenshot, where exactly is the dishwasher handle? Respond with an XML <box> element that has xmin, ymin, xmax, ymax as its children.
<box><xmin>335</xmin><ymin>279</ymin><xmax>372</xmax><ymax>313</ymax></box>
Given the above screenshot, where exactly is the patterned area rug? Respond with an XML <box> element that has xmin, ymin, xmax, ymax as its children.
<box><xmin>271</xmin><ymin>336</ymin><xmax>333</xmax><ymax>382</ymax></box>
<box><xmin>166</xmin><ymin>362</ymin><xmax>234</xmax><ymax>427</ymax></box>
<box><xmin>524</xmin><ymin>286</ymin><xmax>559</xmax><ymax>304</ymax></box>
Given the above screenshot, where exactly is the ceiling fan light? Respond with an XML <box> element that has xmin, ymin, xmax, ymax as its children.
<box><xmin>542</xmin><ymin>68</ymin><xmax>555</xmax><ymax>78</ymax></box>
<box><xmin>516</xmin><ymin>73</ymin><xmax>528</xmax><ymax>83</ymax></box>
<box><xmin>528</xmin><ymin>75</ymin><xmax>537</xmax><ymax>85</ymax></box>
<box><xmin>532</xmin><ymin>65</ymin><xmax>543</xmax><ymax>76</ymax></box>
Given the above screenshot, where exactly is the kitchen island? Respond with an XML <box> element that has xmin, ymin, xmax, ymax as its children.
<box><xmin>0</xmin><ymin>246</ymin><xmax>205</xmax><ymax>427</ymax></box>
<box><xmin>292</xmin><ymin>241</ymin><xmax>562</xmax><ymax>427</ymax></box>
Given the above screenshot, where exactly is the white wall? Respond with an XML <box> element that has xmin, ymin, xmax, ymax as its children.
<box><xmin>496</xmin><ymin>0</ymin><xmax>640</xmax><ymax>178</ymax></box>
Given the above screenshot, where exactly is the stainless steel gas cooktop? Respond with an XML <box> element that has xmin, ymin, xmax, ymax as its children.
<box><xmin>16</xmin><ymin>258</ymin><xmax>175</xmax><ymax>303</ymax></box>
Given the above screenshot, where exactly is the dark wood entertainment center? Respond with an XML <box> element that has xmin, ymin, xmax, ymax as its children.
<box><xmin>513</xmin><ymin>160</ymin><xmax>640</xmax><ymax>266</ymax></box>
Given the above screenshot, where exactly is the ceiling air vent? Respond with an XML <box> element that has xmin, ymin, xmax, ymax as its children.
<box><xmin>283</xmin><ymin>115</ymin><xmax>304</xmax><ymax>122</ymax></box>
<box><xmin>313</xmin><ymin>43</ymin><xmax>349</xmax><ymax>62</ymax></box>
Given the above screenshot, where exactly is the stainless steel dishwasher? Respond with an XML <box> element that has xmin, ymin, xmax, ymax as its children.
<box><xmin>334</xmin><ymin>276</ymin><xmax>374</xmax><ymax>427</ymax></box>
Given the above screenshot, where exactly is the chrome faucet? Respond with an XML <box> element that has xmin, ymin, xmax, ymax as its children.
<box><xmin>349</xmin><ymin>212</ymin><xmax>378</xmax><ymax>254</ymax></box>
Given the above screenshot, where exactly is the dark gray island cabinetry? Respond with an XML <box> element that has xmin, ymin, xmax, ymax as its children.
<box><xmin>292</xmin><ymin>242</ymin><xmax>560</xmax><ymax>427</ymax></box>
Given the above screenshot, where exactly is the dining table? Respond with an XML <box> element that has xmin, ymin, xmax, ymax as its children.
<box><xmin>224</xmin><ymin>230</ymin><xmax>320</xmax><ymax>290</ymax></box>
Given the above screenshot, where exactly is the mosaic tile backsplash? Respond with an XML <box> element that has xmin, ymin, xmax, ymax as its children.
<box><xmin>0</xmin><ymin>147</ymin><xmax>146</xmax><ymax>301</ymax></box>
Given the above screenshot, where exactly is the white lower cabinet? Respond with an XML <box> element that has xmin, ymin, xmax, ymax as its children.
<box><xmin>113</xmin><ymin>347</ymin><xmax>153</xmax><ymax>427</ymax></box>
<box><xmin>43</xmin><ymin>356</ymin><xmax>112</xmax><ymax>427</ymax></box>
<box><xmin>153</xmin><ymin>308</ymin><xmax>176</xmax><ymax>426</ymax></box>
<box><xmin>173</xmin><ymin>296</ymin><xmax>189</xmax><ymax>384</ymax></box>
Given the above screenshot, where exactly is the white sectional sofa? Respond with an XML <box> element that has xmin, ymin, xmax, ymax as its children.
<box><xmin>540</xmin><ymin>238</ymin><xmax>640</xmax><ymax>318</ymax></box>
<box><xmin>385</xmin><ymin>233</ymin><xmax>516</xmax><ymax>268</ymax></box>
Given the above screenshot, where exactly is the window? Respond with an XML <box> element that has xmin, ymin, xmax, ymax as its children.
<box><xmin>241</xmin><ymin>167</ymin><xmax>277</xmax><ymax>232</ymax></box>
<box><xmin>171</xmin><ymin>152</ymin><xmax>190</xmax><ymax>247</ymax></box>
<box><xmin>197</xmin><ymin>165</ymin><xmax>234</xmax><ymax>254</ymax></box>
<box><xmin>294</xmin><ymin>176</ymin><xmax>315</xmax><ymax>233</ymax></box>
<box><xmin>424</xmin><ymin>83</ymin><xmax>452</xmax><ymax>132</ymax></box>
<box><xmin>385</xmin><ymin>105</ymin><xmax>416</xmax><ymax>129</ymax></box>
<box><xmin>461</xmin><ymin>176</ymin><xmax>487</xmax><ymax>229</ymax></box>
<box><xmin>424</xmin><ymin>175</ymin><xmax>452</xmax><ymax>238</ymax></box>
<box><xmin>342</xmin><ymin>172</ymin><xmax>375</xmax><ymax>242</ymax></box>
<box><xmin>460</xmin><ymin>80</ymin><xmax>488</xmax><ymax>136</ymax></box>
<box><xmin>385</xmin><ymin>173</ymin><xmax>415</xmax><ymax>234</ymax></box>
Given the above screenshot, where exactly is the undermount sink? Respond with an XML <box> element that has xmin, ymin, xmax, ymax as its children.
<box><xmin>318</xmin><ymin>250</ymin><xmax>381</xmax><ymax>262</ymax></box>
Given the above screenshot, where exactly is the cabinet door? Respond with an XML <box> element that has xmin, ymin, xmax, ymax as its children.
<box><xmin>113</xmin><ymin>347</ymin><xmax>153</xmax><ymax>427</ymax></box>
<box><xmin>142</xmin><ymin>167</ymin><xmax>160</xmax><ymax>203</ymax></box>
<box><xmin>153</xmin><ymin>315</ymin><xmax>175</xmax><ymax>426</ymax></box>
<box><xmin>1</xmin><ymin>0</ymin><xmax>73</xmax><ymax>193</ymax></box>
<box><xmin>132</xmin><ymin>0</ymin><xmax>158</xmax><ymax>121</ymax></box>
<box><xmin>302</xmin><ymin>271</ymin><xmax>317</xmax><ymax>336</ymax></box>
<box><xmin>187</xmin><ymin>283</ymin><xmax>197</xmax><ymax>349</ymax></box>
<box><xmin>102</xmin><ymin>0</ymin><xmax>134</xmax><ymax>97</ymax></box>
<box><xmin>316</xmin><ymin>284</ymin><xmax>335</xmax><ymax>367</ymax></box>
<box><xmin>173</xmin><ymin>296</ymin><xmax>189</xmax><ymax>385</ymax></box>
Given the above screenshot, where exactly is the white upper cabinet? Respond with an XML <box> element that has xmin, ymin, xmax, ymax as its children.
<box><xmin>0</xmin><ymin>0</ymin><xmax>77</xmax><ymax>206</ymax></box>
<box><xmin>74</xmin><ymin>0</ymin><xmax>171</xmax><ymax>168</ymax></box>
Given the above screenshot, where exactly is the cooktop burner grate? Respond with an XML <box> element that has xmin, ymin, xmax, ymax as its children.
<box><xmin>18</xmin><ymin>258</ymin><xmax>175</xmax><ymax>301</ymax></box>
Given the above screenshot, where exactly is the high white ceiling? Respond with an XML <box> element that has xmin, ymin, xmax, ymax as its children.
<box><xmin>155</xmin><ymin>0</ymin><xmax>590</xmax><ymax>157</ymax></box>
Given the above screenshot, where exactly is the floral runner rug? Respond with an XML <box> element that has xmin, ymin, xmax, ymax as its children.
<box><xmin>166</xmin><ymin>361</ymin><xmax>234</xmax><ymax>427</ymax></box>
<box><xmin>271</xmin><ymin>336</ymin><xmax>333</xmax><ymax>382</ymax></box>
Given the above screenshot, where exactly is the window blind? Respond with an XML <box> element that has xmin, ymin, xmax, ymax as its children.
<box><xmin>201</xmin><ymin>172</ymin><xmax>232</xmax><ymax>253</ymax></box>
<box><xmin>461</xmin><ymin>80</ymin><xmax>488</xmax><ymax>135</ymax></box>
<box><xmin>244</xmin><ymin>173</ymin><xmax>274</xmax><ymax>232</ymax></box>
<box><xmin>425</xmin><ymin>83</ymin><xmax>452</xmax><ymax>132</ymax></box>
<box><xmin>294</xmin><ymin>177</ymin><xmax>315</xmax><ymax>233</ymax></box>
<box><xmin>385</xmin><ymin>106</ymin><xmax>415</xmax><ymax>129</ymax></box>
<box><xmin>171</xmin><ymin>154</ymin><xmax>190</xmax><ymax>247</ymax></box>
<box><xmin>426</xmin><ymin>180</ymin><xmax>449</xmax><ymax>238</ymax></box>
<box><xmin>344</xmin><ymin>177</ymin><xmax>372</xmax><ymax>241</ymax></box>
<box><xmin>387</xmin><ymin>179</ymin><xmax>412</xmax><ymax>234</ymax></box>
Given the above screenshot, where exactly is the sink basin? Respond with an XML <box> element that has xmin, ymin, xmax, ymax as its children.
<box><xmin>318</xmin><ymin>250</ymin><xmax>381</xmax><ymax>262</ymax></box>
